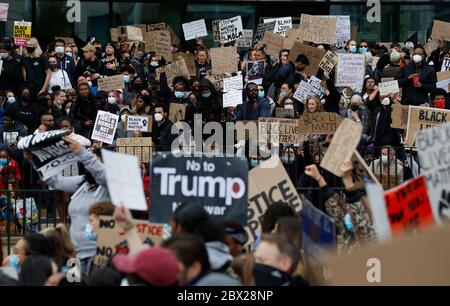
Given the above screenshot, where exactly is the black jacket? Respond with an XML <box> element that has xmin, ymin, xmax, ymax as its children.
<box><xmin>70</xmin><ymin>96</ymin><xmax>98</xmax><ymax>138</ymax></box>
<box><xmin>0</xmin><ymin>57</ymin><xmax>23</xmax><ymax>95</ymax></box>
<box><xmin>395</xmin><ymin>63</ymin><xmax>436</xmax><ymax>106</ymax></box>
<box><xmin>152</xmin><ymin>119</ymin><xmax>177</xmax><ymax>152</ymax></box>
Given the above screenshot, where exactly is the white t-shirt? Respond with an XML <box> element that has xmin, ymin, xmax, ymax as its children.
<box><xmin>48</xmin><ymin>70</ymin><xmax>72</xmax><ymax>92</ymax></box>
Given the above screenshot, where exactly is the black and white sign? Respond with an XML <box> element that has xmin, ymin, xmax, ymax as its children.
<box><xmin>219</xmin><ymin>16</ymin><xmax>244</xmax><ymax>43</ymax></box>
<box><xmin>246</xmin><ymin>60</ymin><xmax>265</xmax><ymax>83</ymax></box>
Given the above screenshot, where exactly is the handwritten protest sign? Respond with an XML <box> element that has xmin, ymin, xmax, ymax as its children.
<box><xmin>351</xmin><ymin>151</ymin><xmax>379</xmax><ymax>189</ymax></box>
<box><xmin>223</xmin><ymin>74</ymin><xmax>243</xmax><ymax>93</ymax></box>
<box><xmin>91</xmin><ymin>111</ymin><xmax>119</xmax><ymax>145</ymax></box>
<box><xmin>405</xmin><ymin>106</ymin><xmax>450</xmax><ymax>147</ymax></box>
<box><xmin>125</xmin><ymin>115</ymin><xmax>152</xmax><ymax>133</ymax></box>
<box><xmin>276</xmin><ymin>108</ymin><xmax>295</xmax><ymax>119</ymax></box>
<box><xmin>0</xmin><ymin>3</ymin><xmax>8</xmax><ymax>22</ymax></box>
<box><xmin>417</xmin><ymin>122</ymin><xmax>450</xmax><ymax>224</ymax></box>
<box><xmin>164</xmin><ymin>59</ymin><xmax>190</xmax><ymax>88</ymax></box>
<box><xmin>154</xmin><ymin>30</ymin><xmax>172</xmax><ymax>62</ymax></box>
<box><xmin>308</xmin><ymin>76</ymin><xmax>322</xmax><ymax>96</ymax></box>
<box><xmin>205</xmin><ymin>71</ymin><xmax>228</xmax><ymax>91</ymax></box>
<box><xmin>97</xmin><ymin>75</ymin><xmax>125</xmax><ymax>93</ymax></box>
<box><xmin>298</xmin><ymin>112</ymin><xmax>343</xmax><ymax>135</ymax></box>
<box><xmin>102</xmin><ymin>150</ymin><xmax>147</xmax><ymax>211</ymax></box>
<box><xmin>299</xmin><ymin>14</ymin><xmax>337</xmax><ymax>45</ymax></box>
<box><xmin>263</xmin><ymin>17</ymin><xmax>292</xmax><ymax>37</ymax></box>
<box><xmin>210</xmin><ymin>46</ymin><xmax>238</xmax><ymax>74</ymax></box>
<box><xmin>150</xmin><ymin>153</ymin><xmax>248</xmax><ymax>225</ymax></box>
<box><xmin>144</xmin><ymin>30</ymin><xmax>158</xmax><ymax>52</ymax></box>
<box><xmin>118</xmin><ymin>25</ymin><xmax>143</xmax><ymax>42</ymax></box>
<box><xmin>246</xmin><ymin>60</ymin><xmax>264</xmax><ymax>83</ymax></box>
<box><xmin>173</xmin><ymin>52</ymin><xmax>196</xmax><ymax>76</ymax></box>
<box><xmin>182</xmin><ymin>19</ymin><xmax>208</xmax><ymax>41</ymax></box>
<box><xmin>283</xmin><ymin>28</ymin><xmax>302</xmax><ymax>49</ymax></box>
<box><xmin>257</xmin><ymin>31</ymin><xmax>285</xmax><ymax>57</ymax></box>
<box><xmin>441</xmin><ymin>58</ymin><xmax>450</xmax><ymax>72</ymax></box>
<box><xmin>116</xmin><ymin>137</ymin><xmax>153</xmax><ymax>163</ymax></box>
<box><xmin>245</xmin><ymin>155</ymin><xmax>303</xmax><ymax>247</ymax></box>
<box><xmin>258</xmin><ymin>118</ymin><xmax>299</xmax><ymax>145</ymax></box>
<box><xmin>219</xmin><ymin>16</ymin><xmax>243</xmax><ymax>43</ymax></box>
<box><xmin>379</xmin><ymin>80</ymin><xmax>400</xmax><ymax>96</ymax></box>
<box><xmin>335</xmin><ymin>53</ymin><xmax>366</xmax><ymax>88</ymax></box>
<box><xmin>168</xmin><ymin>103</ymin><xmax>186</xmax><ymax>123</ymax></box>
<box><xmin>431</xmin><ymin>20</ymin><xmax>450</xmax><ymax>41</ymax></box>
<box><xmin>293</xmin><ymin>81</ymin><xmax>313</xmax><ymax>102</ymax></box>
<box><xmin>236</xmin><ymin>30</ymin><xmax>253</xmax><ymax>48</ymax></box>
<box><xmin>147</xmin><ymin>22</ymin><xmax>166</xmax><ymax>31</ymax></box>
<box><xmin>223</xmin><ymin>90</ymin><xmax>243</xmax><ymax>108</ymax></box>
<box><xmin>301</xmin><ymin>199</ymin><xmax>336</xmax><ymax>261</ymax></box>
<box><xmin>318</xmin><ymin>15</ymin><xmax>350</xmax><ymax>46</ymax></box>
<box><xmin>319</xmin><ymin>51</ymin><xmax>338</xmax><ymax>75</ymax></box>
<box><xmin>321</xmin><ymin>119</ymin><xmax>362</xmax><ymax>177</ymax></box>
<box><xmin>390</xmin><ymin>103</ymin><xmax>409</xmax><ymax>129</ymax></box>
<box><xmin>254</xmin><ymin>21</ymin><xmax>276</xmax><ymax>42</ymax></box>
<box><xmin>212</xmin><ymin>20</ymin><xmax>223</xmax><ymax>42</ymax></box>
<box><xmin>95</xmin><ymin>217</ymin><xmax>165</xmax><ymax>266</ymax></box>
<box><xmin>288</xmin><ymin>42</ymin><xmax>326</xmax><ymax>76</ymax></box>
<box><xmin>13</xmin><ymin>21</ymin><xmax>32</xmax><ymax>46</ymax></box>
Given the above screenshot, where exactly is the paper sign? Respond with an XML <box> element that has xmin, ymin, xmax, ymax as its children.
<box><xmin>254</xmin><ymin>21</ymin><xmax>276</xmax><ymax>42</ymax></box>
<box><xmin>288</xmin><ymin>42</ymin><xmax>326</xmax><ymax>77</ymax></box>
<box><xmin>390</xmin><ymin>103</ymin><xmax>409</xmax><ymax>129</ymax></box>
<box><xmin>13</xmin><ymin>21</ymin><xmax>32</xmax><ymax>46</ymax></box>
<box><xmin>236</xmin><ymin>29</ymin><xmax>253</xmax><ymax>48</ymax></box>
<box><xmin>307</xmin><ymin>75</ymin><xmax>322</xmax><ymax>96</ymax></box>
<box><xmin>258</xmin><ymin>117</ymin><xmax>299</xmax><ymax>145</ymax></box>
<box><xmin>379</xmin><ymin>80</ymin><xmax>400</xmax><ymax>96</ymax></box>
<box><xmin>116</xmin><ymin>137</ymin><xmax>153</xmax><ymax>163</ymax></box>
<box><xmin>173</xmin><ymin>52</ymin><xmax>196</xmax><ymax>76</ymax></box>
<box><xmin>168</xmin><ymin>103</ymin><xmax>186</xmax><ymax>123</ymax></box>
<box><xmin>319</xmin><ymin>51</ymin><xmax>338</xmax><ymax>75</ymax></box>
<box><xmin>299</xmin><ymin>14</ymin><xmax>337</xmax><ymax>45</ymax></box>
<box><xmin>318</xmin><ymin>15</ymin><xmax>351</xmax><ymax>46</ymax></box>
<box><xmin>212</xmin><ymin>20</ymin><xmax>223</xmax><ymax>42</ymax></box>
<box><xmin>182</xmin><ymin>19</ymin><xmax>208</xmax><ymax>41</ymax></box>
<box><xmin>210</xmin><ymin>46</ymin><xmax>238</xmax><ymax>74</ymax></box>
<box><xmin>125</xmin><ymin>115</ymin><xmax>152</xmax><ymax>133</ymax></box>
<box><xmin>223</xmin><ymin>74</ymin><xmax>243</xmax><ymax>93</ymax></box>
<box><xmin>351</xmin><ymin>151</ymin><xmax>380</xmax><ymax>189</ymax></box>
<box><xmin>417</xmin><ymin>122</ymin><xmax>450</xmax><ymax>224</ymax></box>
<box><xmin>275</xmin><ymin>108</ymin><xmax>294</xmax><ymax>119</ymax></box>
<box><xmin>144</xmin><ymin>31</ymin><xmax>157</xmax><ymax>52</ymax></box>
<box><xmin>431</xmin><ymin>20</ymin><xmax>450</xmax><ymax>41</ymax></box>
<box><xmin>320</xmin><ymin>119</ymin><xmax>362</xmax><ymax>177</ymax></box>
<box><xmin>246</xmin><ymin>60</ymin><xmax>265</xmax><ymax>82</ymax></box>
<box><xmin>257</xmin><ymin>31</ymin><xmax>285</xmax><ymax>57</ymax></box>
<box><xmin>245</xmin><ymin>155</ymin><xmax>303</xmax><ymax>247</ymax></box>
<box><xmin>405</xmin><ymin>106</ymin><xmax>450</xmax><ymax>147</ymax></box>
<box><xmin>263</xmin><ymin>17</ymin><xmax>292</xmax><ymax>37</ymax></box>
<box><xmin>97</xmin><ymin>75</ymin><xmax>125</xmax><ymax>93</ymax></box>
<box><xmin>154</xmin><ymin>30</ymin><xmax>172</xmax><ymax>62</ymax></box>
<box><xmin>102</xmin><ymin>150</ymin><xmax>147</xmax><ymax>211</ymax></box>
<box><xmin>91</xmin><ymin>111</ymin><xmax>119</xmax><ymax>145</ymax></box>
<box><xmin>0</xmin><ymin>3</ymin><xmax>8</xmax><ymax>22</ymax></box>
<box><xmin>223</xmin><ymin>90</ymin><xmax>243</xmax><ymax>108</ymax></box>
<box><xmin>165</xmin><ymin>59</ymin><xmax>190</xmax><ymax>88</ymax></box>
<box><xmin>441</xmin><ymin>58</ymin><xmax>450</xmax><ymax>72</ymax></box>
<box><xmin>335</xmin><ymin>53</ymin><xmax>366</xmax><ymax>88</ymax></box>
<box><xmin>437</xmin><ymin>79</ymin><xmax>450</xmax><ymax>93</ymax></box>
<box><xmin>293</xmin><ymin>81</ymin><xmax>313</xmax><ymax>102</ymax></box>
<box><xmin>298</xmin><ymin>112</ymin><xmax>343</xmax><ymax>135</ymax></box>
<box><xmin>219</xmin><ymin>16</ymin><xmax>243</xmax><ymax>43</ymax></box>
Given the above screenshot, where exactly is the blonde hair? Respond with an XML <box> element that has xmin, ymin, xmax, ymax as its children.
<box><xmin>23</xmin><ymin>37</ymin><xmax>43</xmax><ymax>58</ymax></box>
<box><xmin>40</xmin><ymin>224</ymin><xmax>76</xmax><ymax>265</ymax></box>
<box><xmin>304</xmin><ymin>95</ymin><xmax>324</xmax><ymax>114</ymax></box>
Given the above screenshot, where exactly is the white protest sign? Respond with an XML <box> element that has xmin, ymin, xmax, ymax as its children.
<box><xmin>223</xmin><ymin>90</ymin><xmax>243</xmax><ymax>108</ymax></box>
<box><xmin>91</xmin><ymin>111</ymin><xmax>119</xmax><ymax>145</ymax></box>
<box><xmin>307</xmin><ymin>76</ymin><xmax>322</xmax><ymax>96</ymax></box>
<box><xmin>336</xmin><ymin>53</ymin><xmax>366</xmax><ymax>88</ymax></box>
<box><xmin>219</xmin><ymin>16</ymin><xmax>243</xmax><ymax>43</ymax></box>
<box><xmin>293</xmin><ymin>81</ymin><xmax>313</xmax><ymax>102</ymax></box>
<box><xmin>126</xmin><ymin>115</ymin><xmax>151</xmax><ymax>132</ymax></box>
<box><xmin>366</xmin><ymin>182</ymin><xmax>392</xmax><ymax>242</ymax></box>
<box><xmin>101</xmin><ymin>150</ymin><xmax>147</xmax><ymax>211</ymax></box>
<box><xmin>0</xmin><ymin>3</ymin><xmax>8</xmax><ymax>22</ymax></box>
<box><xmin>182</xmin><ymin>19</ymin><xmax>208</xmax><ymax>41</ymax></box>
<box><xmin>437</xmin><ymin>79</ymin><xmax>450</xmax><ymax>93</ymax></box>
<box><xmin>223</xmin><ymin>74</ymin><xmax>243</xmax><ymax>93</ymax></box>
<box><xmin>0</xmin><ymin>60</ymin><xmax>3</xmax><ymax>77</ymax></box>
<box><xmin>441</xmin><ymin>58</ymin><xmax>450</xmax><ymax>72</ymax></box>
<box><xmin>236</xmin><ymin>29</ymin><xmax>253</xmax><ymax>48</ymax></box>
<box><xmin>263</xmin><ymin>17</ymin><xmax>292</xmax><ymax>37</ymax></box>
<box><xmin>379</xmin><ymin>80</ymin><xmax>400</xmax><ymax>96</ymax></box>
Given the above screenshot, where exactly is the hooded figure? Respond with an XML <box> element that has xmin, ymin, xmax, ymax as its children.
<box><xmin>196</xmin><ymin>78</ymin><xmax>222</xmax><ymax>123</ymax></box>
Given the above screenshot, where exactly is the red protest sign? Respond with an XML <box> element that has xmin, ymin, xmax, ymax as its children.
<box><xmin>384</xmin><ymin>176</ymin><xmax>435</xmax><ymax>237</ymax></box>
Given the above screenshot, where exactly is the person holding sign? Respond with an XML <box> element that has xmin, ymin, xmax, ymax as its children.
<box><xmin>293</xmin><ymin>54</ymin><xmax>310</xmax><ymax>84</ymax></box>
<box><xmin>21</xmin><ymin>38</ymin><xmax>52</xmax><ymax>98</ymax></box>
<box><xmin>70</xmin><ymin>83</ymin><xmax>98</xmax><ymax>138</ymax></box>
<box><xmin>197</xmin><ymin>78</ymin><xmax>223</xmax><ymax>123</ymax></box>
<box><xmin>195</xmin><ymin>46</ymin><xmax>211</xmax><ymax>80</ymax></box>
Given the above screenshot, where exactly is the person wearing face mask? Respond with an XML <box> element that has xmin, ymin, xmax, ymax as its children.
<box><xmin>21</xmin><ymin>37</ymin><xmax>52</xmax><ymax>98</ymax></box>
<box><xmin>396</xmin><ymin>46</ymin><xmax>437</xmax><ymax>106</ymax></box>
<box><xmin>281</xmin><ymin>147</ymin><xmax>301</xmax><ymax>184</ymax></box>
<box><xmin>196</xmin><ymin>78</ymin><xmax>223</xmax><ymax>123</ymax></box>
<box><xmin>359</xmin><ymin>41</ymin><xmax>369</xmax><ymax>54</ymax></box>
<box><xmin>54</xmin><ymin>39</ymin><xmax>76</xmax><ymax>87</ymax></box>
<box><xmin>103</xmin><ymin>90</ymin><xmax>121</xmax><ymax>115</ymax></box>
<box><xmin>100</xmin><ymin>43</ymin><xmax>119</xmax><ymax>77</ymax></box>
<box><xmin>0</xmin><ymin>146</ymin><xmax>21</xmax><ymax>193</ymax></box>
<box><xmin>346</xmin><ymin>40</ymin><xmax>358</xmax><ymax>54</ymax></box>
<box><xmin>115</xmin><ymin>107</ymin><xmax>132</xmax><ymax>138</ymax></box>
<box><xmin>6</xmin><ymin>88</ymin><xmax>39</xmax><ymax>132</ymax></box>
<box><xmin>168</xmin><ymin>77</ymin><xmax>196</xmax><ymax>126</ymax></box>
<box><xmin>258</xmin><ymin>85</ymin><xmax>276</xmax><ymax>115</ymax></box>
<box><xmin>430</xmin><ymin>88</ymin><xmax>449</xmax><ymax>109</ymax></box>
<box><xmin>340</xmin><ymin>95</ymin><xmax>369</xmax><ymax>146</ymax></box>
<box><xmin>47</xmin><ymin>55</ymin><xmax>72</xmax><ymax>92</ymax></box>
<box><xmin>69</xmin><ymin>83</ymin><xmax>98</xmax><ymax>138</ymax></box>
<box><xmin>370</xmin><ymin>146</ymin><xmax>404</xmax><ymax>190</ymax></box>
<box><xmin>0</xmin><ymin>42</ymin><xmax>23</xmax><ymax>96</ymax></box>
<box><xmin>152</xmin><ymin>103</ymin><xmax>177</xmax><ymax>151</ymax></box>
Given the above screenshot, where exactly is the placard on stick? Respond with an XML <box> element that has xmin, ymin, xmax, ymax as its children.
<box><xmin>288</xmin><ymin>42</ymin><xmax>326</xmax><ymax>77</ymax></box>
<box><xmin>116</xmin><ymin>137</ymin><xmax>153</xmax><ymax>163</ymax></box>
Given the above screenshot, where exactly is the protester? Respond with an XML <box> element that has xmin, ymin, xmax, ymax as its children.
<box><xmin>48</xmin><ymin>56</ymin><xmax>72</xmax><ymax>92</ymax></box>
<box><xmin>21</xmin><ymin>38</ymin><xmax>51</xmax><ymax>97</ymax></box>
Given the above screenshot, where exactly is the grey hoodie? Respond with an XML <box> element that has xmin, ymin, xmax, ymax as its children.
<box><xmin>46</xmin><ymin>148</ymin><xmax>110</xmax><ymax>259</ymax></box>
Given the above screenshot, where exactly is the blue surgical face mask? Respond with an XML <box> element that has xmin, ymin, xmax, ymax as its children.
<box><xmin>202</xmin><ymin>92</ymin><xmax>211</xmax><ymax>98</ymax></box>
<box><xmin>7</xmin><ymin>97</ymin><xmax>16</xmax><ymax>104</ymax></box>
<box><xmin>150</xmin><ymin>61</ymin><xmax>159</xmax><ymax>67</ymax></box>
<box><xmin>250</xmin><ymin>159</ymin><xmax>260</xmax><ymax>168</ymax></box>
<box><xmin>0</xmin><ymin>159</ymin><xmax>8</xmax><ymax>166</ymax></box>
<box><xmin>349</xmin><ymin>45</ymin><xmax>357</xmax><ymax>53</ymax></box>
<box><xmin>9</xmin><ymin>254</ymin><xmax>20</xmax><ymax>273</ymax></box>
<box><xmin>66</xmin><ymin>52</ymin><xmax>73</xmax><ymax>58</ymax></box>
<box><xmin>359</xmin><ymin>47</ymin><xmax>368</xmax><ymax>54</ymax></box>
<box><xmin>344</xmin><ymin>213</ymin><xmax>354</xmax><ymax>233</ymax></box>
<box><xmin>174</xmin><ymin>91</ymin><xmax>185</xmax><ymax>99</ymax></box>
<box><xmin>258</xmin><ymin>90</ymin><xmax>265</xmax><ymax>98</ymax></box>
<box><xmin>85</xmin><ymin>223</ymin><xmax>97</xmax><ymax>241</ymax></box>
<box><xmin>123</xmin><ymin>75</ymin><xmax>130</xmax><ymax>84</ymax></box>
<box><xmin>0</xmin><ymin>52</ymin><xmax>8</xmax><ymax>60</ymax></box>
<box><xmin>282</xmin><ymin>155</ymin><xmax>295</xmax><ymax>164</ymax></box>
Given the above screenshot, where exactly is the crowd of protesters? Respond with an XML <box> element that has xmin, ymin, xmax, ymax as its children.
<box><xmin>0</xmin><ymin>19</ymin><xmax>449</xmax><ymax>286</ymax></box>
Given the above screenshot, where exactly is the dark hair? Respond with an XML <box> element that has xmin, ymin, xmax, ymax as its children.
<box><xmin>261</xmin><ymin>202</ymin><xmax>296</xmax><ymax>233</ymax></box>
<box><xmin>154</xmin><ymin>102</ymin><xmax>168</xmax><ymax>113</ymax></box>
<box><xmin>295</xmin><ymin>54</ymin><xmax>310</xmax><ymax>65</ymax></box>
<box><xmin>415</xmin><ymin>45</ymin><xmax>427</xmax><ymax>58</ymax></box>
<box><xmin>431</xmin><ymin>88</ymin><xmax>447</xmax><ymax>100</ymax></box>
<box><xmin>55</xmin><ymin>38</ymin><xmax>66</xmax><ymax>46</ymax></box>
<box><xmin>391</xmin><ymin>43</ymin><xmax>401</xmax><ymax>49</ymax></box>
<box><xmin>172</xmin><ymin>76</ymin><xmax>190</xmax><ymax>90</ymax></box>
<box><xmin>58</xmin><ymin>116</ymin><xmax>75</xmax><ymax>128</ymax></box>
<box><xmin>279</xmin><ymin>49</ymin><xmax>290</xmax><ymax>57</ymax></box>
<box><xmin>172</xmin><ymin>202</ymin><xmax>209</xmax><ymax>233</ymax></box>
<box><xmin>194</xmin><ymin>219</ymin><xmax>226</xmax><ymax>243</ymax></box>
<box><xmin>362</xmin><ymin>76</ymin><xmax>378</xmax><ymax>93</ymax></box>
<box><xmin>3</xmin><ymin>110</ymin><xmax>16</xmax><ymax>121</ymax></box>
<box><xmin>275</xmin><ymin>216</ymin><xmax>302</xmax><ymax>248</ymax></box>
<box><xmin>24</xmin><ymin>233</ymin><xmax>51</xmax><ymax>257</ymax></box>
<box><xmin>19</xmin><ymin>256</ymin><xmax>54</xmax><ymax>286</ymax></box>
<box><xmin>87</xmin><ymin>267</ymin><xmax>122</xmax><ymax>286</ymax></box>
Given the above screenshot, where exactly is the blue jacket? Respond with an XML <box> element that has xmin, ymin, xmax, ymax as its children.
<box><xmin>236</xmin><ymin>97</ymin><xmax>271</xmax><ymax>120</ymax></box>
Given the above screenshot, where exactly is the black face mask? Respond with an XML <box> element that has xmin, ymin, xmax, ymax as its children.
<box><xmin>26</xmin><ymin>47</ymin><xmax>35</xmax><ymax>54</ymax></box>
<box><xmin>21</xmin><ymin>95</ymin><xmax>31</xmax><ymax>102</ymax></box>
<box><xmin>350</xmin><ymin>104</ymin><xmax>360</xmax><ymax>111</ymax></box>
<box><xmin>252</xmin><ymin>263</ymin><xmax>291</xmax><ymax>286</ymax></box>
<box><xmin>49</xmin><ymin>63</ymin><xmax>59</xmax><ymax>71</ymax></box>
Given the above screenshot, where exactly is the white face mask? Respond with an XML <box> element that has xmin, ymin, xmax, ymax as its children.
<box><xmin>381</xmin><ymin>155</ymin><xmax>389</xmax><ymax>165</ymax></box>
<box><xmin>66</xmin><ymin>52</ymin><xmax>73</xmax><ymax>58</ymax></box>
<box><xmin>121</xmin><ymin>114</ymin><xmax>128</xmax><ymax>122</ymax></box>
<box><xmin>381</xmin><ymin>97</ymin><xmax>391</xmax><ymax>106</ymax></box>
<box><xmin>55</xmin><ymin>46</ymin><xmax>65</xmax><ymax>54</ymax></box>
<box><xmin>284</xmin><ymin>104</ymin><xmax>294</xmax><ymax>110</ymax></box>
<box><xmin>107</xmin><ymin>97</ymin><xmax>116</xmax><ymax>104</ymax></box>
<box><xmin>154</xmin><ymin>113</ymin><xmax>163</xmax><ymax>122</ymax></box>
<box><xmin>413</xmin><ymin>54</ymin><xmax>423</xmax><ymax>64</ymax></box>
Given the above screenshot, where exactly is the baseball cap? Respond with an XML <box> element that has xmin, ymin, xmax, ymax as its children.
<box><xmin>112</xmin><ymin>247</ymin><xmax>179</xmax><ymax>286</ymax></box>
<box><xmin>82</xmin><ymin>44</ymin><xmax>96</xmax><ymax>53</ymax></box>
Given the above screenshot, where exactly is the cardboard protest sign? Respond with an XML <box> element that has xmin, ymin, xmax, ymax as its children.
<box><xmin>147</xmin><ymin>22</ymin><xmax>166</xmax><ymax>31</ymax></box>
<box><xmin>405</xmin><ymin>106</ymin><xmax>450</xmax><ymax>147</ymax></box>
<box><xmin>118</xmin><ymin>25</ymin><xmax>143</xmax><ymax>42</ymax></box>
<box><xmin>254</xmin><ymin>21</ymin><xmax>276</xmax><ymax>42</ymax></box>
<box><xmin>13</xmin><ymin>21</ymin><xmax>32</xmax><ymax>46</ymax></box>
<box><xmin>319</xmin><ymin>51</ymin><xmax>338</xmax><ymax>75</ymax></box>
<box><xmin>164</xmin><ymin>59</ymin><xmax>190</xmax><ymax>88</ymax></box>
<box><xmin>97</xmin><ymin>75</ymin><xmax>125</xmax><ymax>93</ymax></box>
<box><xmin>223</xmin><ymin>74</ymin><xmax>243</xmax><ymax>93</ymax></box>
<box><xmin>293</xmin><ymin>81</ymin><xmax>313</xmax><ymax>102</ymax></box>
<box><xmin>263</xmin><ymin>17</ymin><xmax>292</xmax><ymax>37</ymax></box>
<box><xmin>212</xmin><ymin>20</ymin><xmax>223</xmax><ymax>42</ymax></box>
<box><xmin>91</xmin><ymin>111</ymin><xmax>119</xmax><ymax>145</ymax></box>
<box><xmin>417</xmin><ymin>122</ymin><xmax>450</xmax><ymax>224</ymax></box>
<box><xmin>0</xmin><ymin>3</ymin><xmax>8</xmax><ymax>22</ymax></box>
<box><xmin>437</xmin><ymin>71</ymin><xmax>450</xmax><ymax>82</ymax></box>
<box><xmin>95</xmin><ymin>217</ymin><xmax>165</xmax><ymax>266</ymax></box>
<box><xmin>102</xmin><ymin>150</ymin><xmax>147</xmax><ymax>211</ymax></box>
<box><xmin>173</xmin><ymin>52</ymin><xmax>196</xmax><ymax>76</ymax></box>
<box><xmin>223</xmin><ymin>90</ymin><xmax>243</xmax><ymax>108</ymax></box>
<box><xmin>288</xmin><ymin>42</ymin><xmax>326</xmax><ymax>77</ymax></box>
<box><xmin>168</xmin><ymin>103</ymin><xmax>186</xmax><ymax>123</ymax></box>
<box><xmin>257</xmin><ymin>31</ymin><xmax>285</xmax><ymax>57</ymax></box>
<box><xmin>210</xmin><ymin>46</ymin><xmax>238</xmax><ymax>74</ymax></box>
<box><xmin>318</xmin><ymin>15</ymin><xmax>350</xmax><ymax>46</ymax></box>
<box><xmin>301</xmin><ymin>199</ymin><xmax>336</xmax><ymax>261</ymax></box>
<box><xmin>351</xmin><ymin>151</ymin><xmax>379</xmax><ymax>189</ymax></box>
<box><xmin>219</xmin><ymin>16</ymin><xmax>243</xmax><ymax>43</ymax></box>
<box><xmin>150</xmin><ymin>153</ymin><xmax>248</xmax><ymax>225</ymax></box>
<box><xmin>441</xmin><ymin>57</ymin><xmax>450</xmax><ymax>72</ymax></box>
<box><xmin>424</xmin><ymin>40</ymin><xmax>438</xmax><ymax>58</ymax></box>
<box><xmin>205</xmin><ymin>71</ymin><xmax>228</xmax><ymax>91</ymax></box>
<box><xmin>320</xmin><ymin>119</ymin><xmax>362</xmax><ymax>177</ymax></box>
<box><xmin>55</xmin><ymin>37</ymin><xmax>75</xmax><ymax>46</ymax></box>
<box><xmin>246</xmin><ymin>60</ymin><xmax>265</xmax><ymax>82</ymax></box>
<box><xmin>125</xmin><ymin>115</ymin><xmax>152</xmax><ymax>133</ymax></box>
<box><xmin>258</xmin><ymin>117</ymin><xmax>299</xmax><ymax>145</ymax></box>
<box><xmin>110</xmin><ymin>28</ymin><xmax>118</xmax><ymax>42</ymax></box>
<box><xmin>245</xmin><ymin>155</ymin><xmax>303</xmax><ymax>246</ymax></box>
<box><xmin>298</xmin><ymin>112</ymin><xmax>343</xmax><ymax>135</ymax></box>
<box><xmin>299</xmin><ymin>14</ymin><xmax>337</xmax><ymax>45</ymax></box>
<box><xmin>276</xmin><ymin>108</ymin><xmax>295</xmax><ymax>119</ymax></box>
<box><xmin>17</xmin><ymin>130</ymin><xmax>75</xmax><ymax>180</ymax></box>
<box><xmin>236</xmin><ymin>30</ymin><xmax>253</xmax><ymax>48</ymax></box>
<box><xmin>431</xmin><ymin>20</ymin><xmax>450</xmax><ymax>41</ymax></box>
<box><xmin>378</xmin><ymin>80</ymin><xmax>400</xmax><ymax>96</ymax></box>
<box><xmin>182</xmin><ymin>19</ymin><xmax>208</xmax><ymax>41</ymax></box>
<box><xmin>335</xmin><ymin>53</ymin><xmax>366</xmax><ymax>88</ymax></box>
<box><xmin>116</xmin><ymin>137</ymin><xmax>153</xmax><ymax>163</ymax></box>
<box><xmin>144</xmin><ymin>31</ymin><xmax>157</xmax><ymax>52</ymax></box>
<box><xmin>283</xmin><ymin>28</ymin><xmax>302</xmax><ymax>50</ymax></box>
<box><xmin>154</xmin><ymin>30</ymin><xmax>172</xmax><ymax>62</ymax></box>
<box><xmin>390</xmin><ymin>103</ymin><xmax>409</xmax><ymax>129</ymax></box>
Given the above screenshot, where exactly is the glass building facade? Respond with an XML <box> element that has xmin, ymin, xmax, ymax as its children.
<box><xmin>1</xmin><ymin>0</ymin><xmax>450</xmax><ymax>45</ymax></box>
